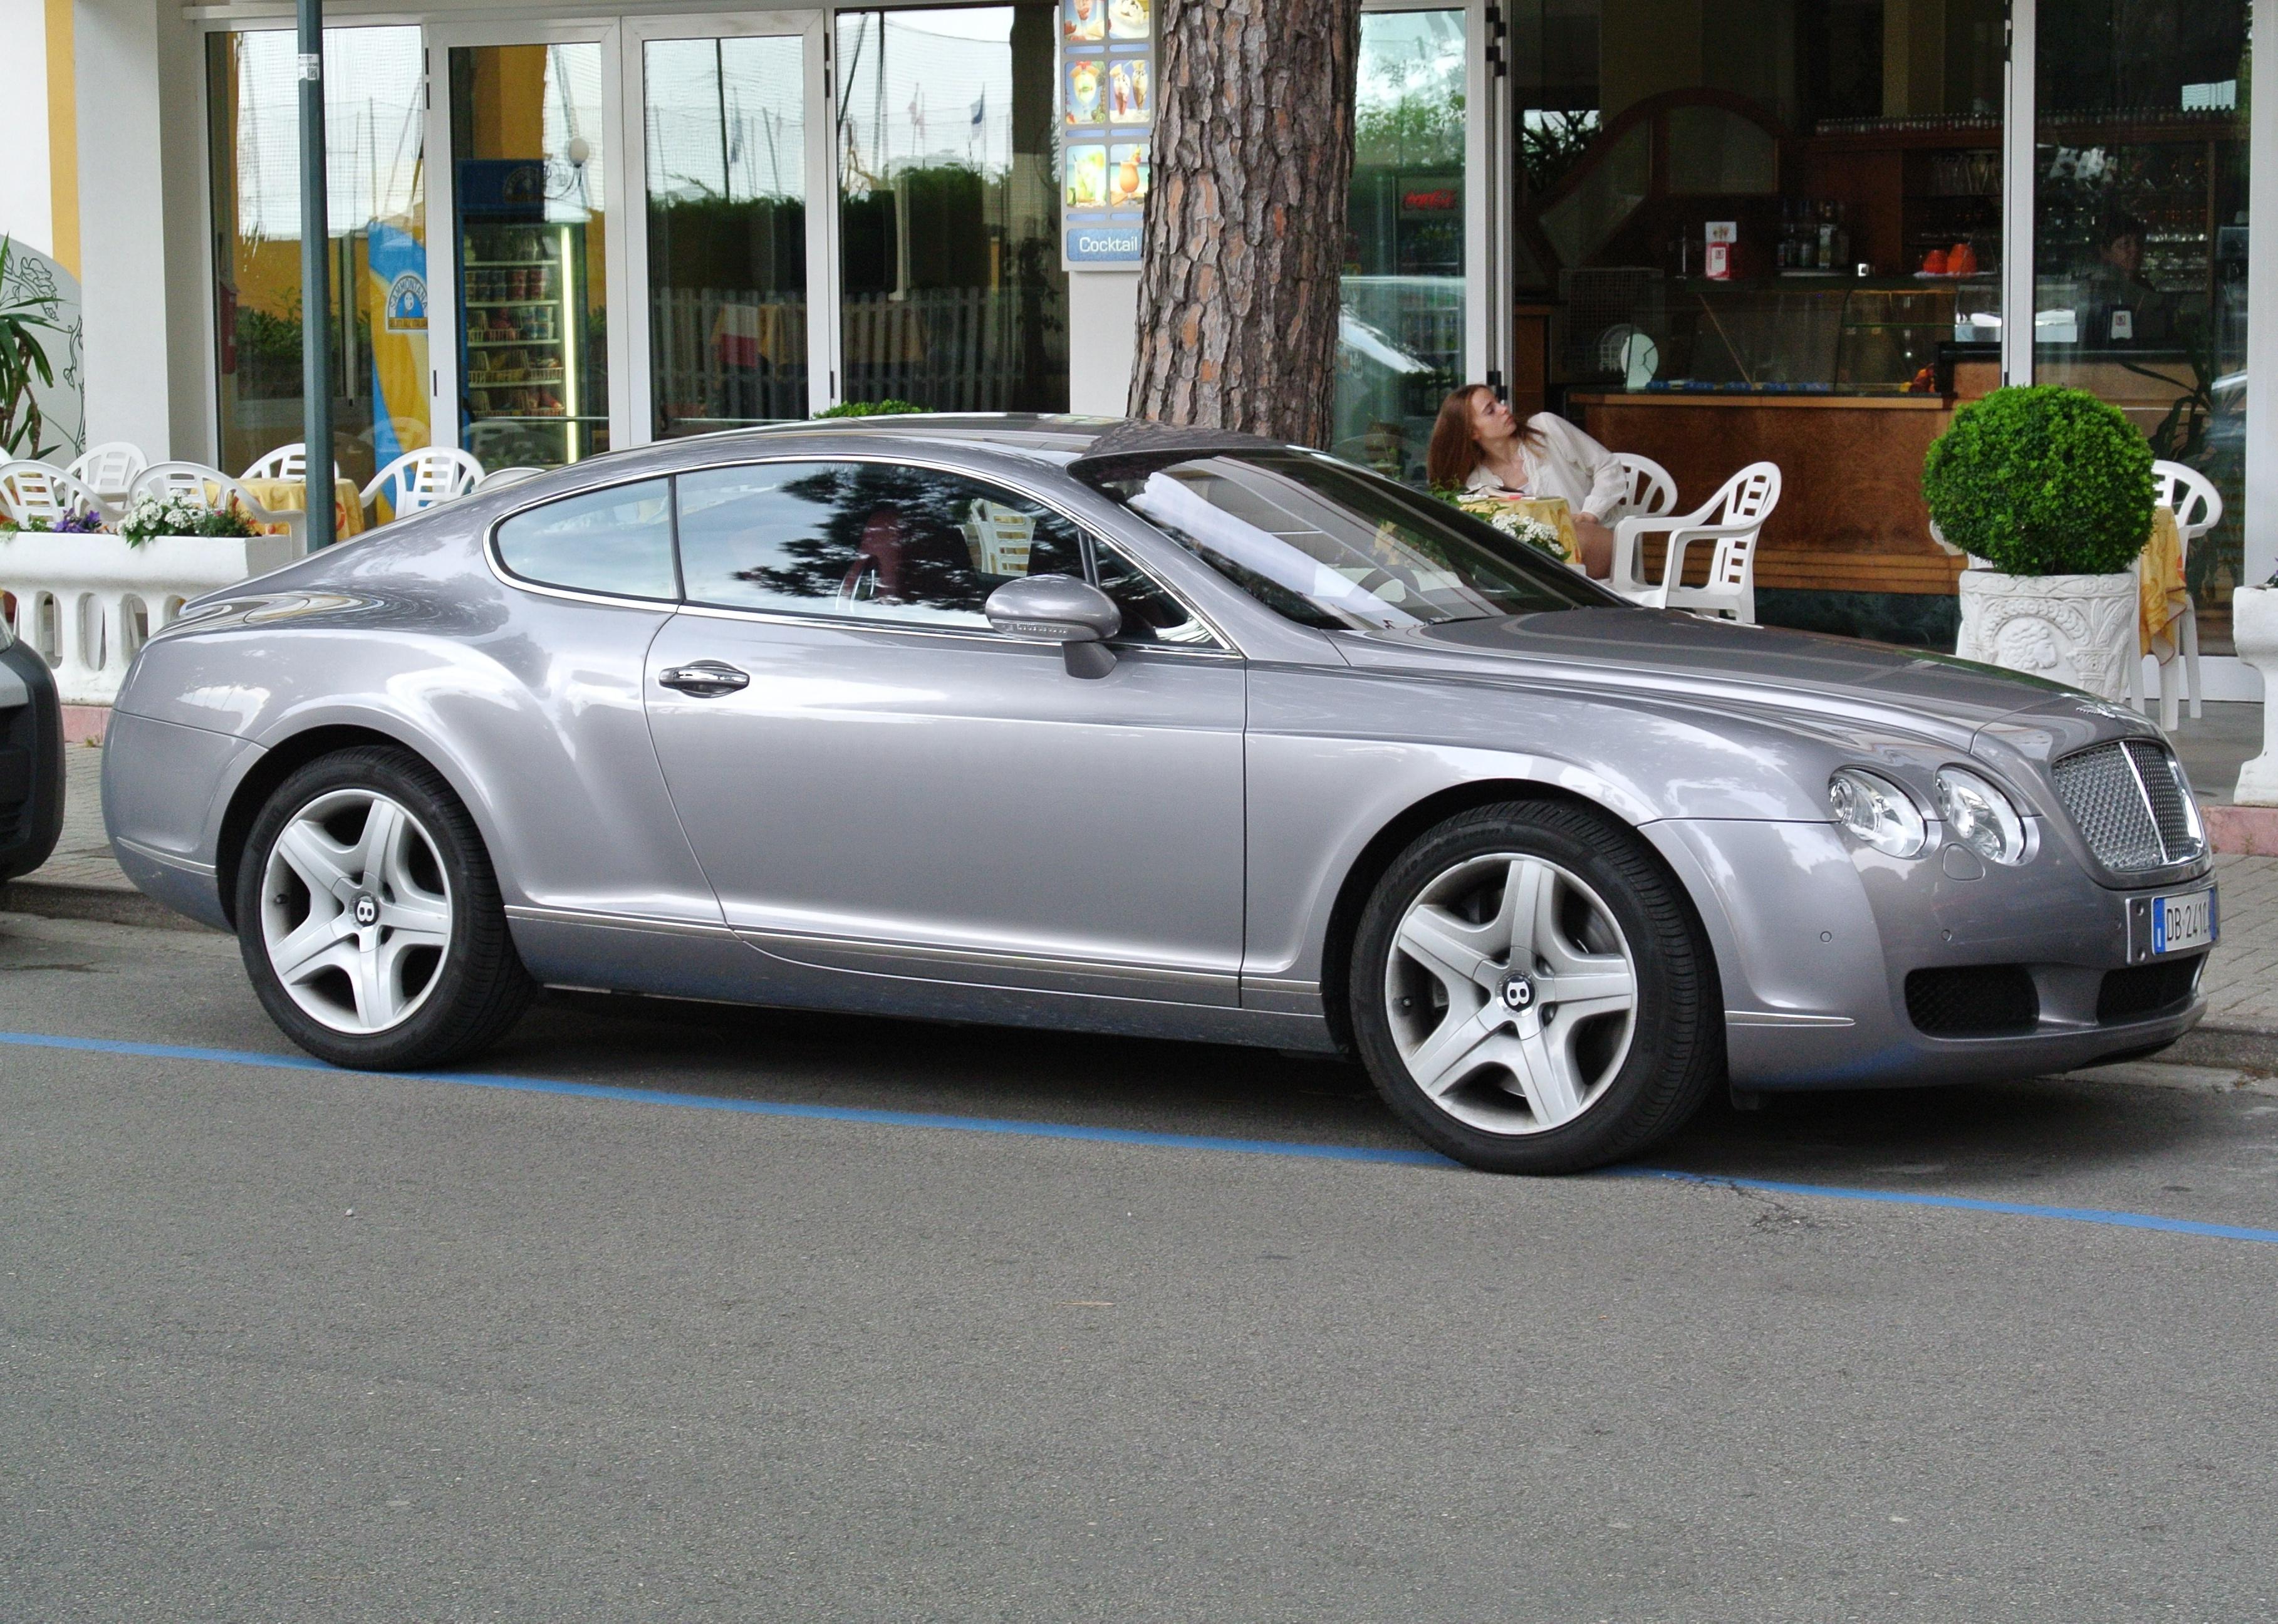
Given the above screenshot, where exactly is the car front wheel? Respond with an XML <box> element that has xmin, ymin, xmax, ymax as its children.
<box><xmin>1350</xmin><ymin>800</ymin><xmax>1722</xmax><ymax>1174</ymax></box>
<box><xmin>236</xmin><ymin>747</ymin><xmax>536</xmax><ymax>1069</ymax></box>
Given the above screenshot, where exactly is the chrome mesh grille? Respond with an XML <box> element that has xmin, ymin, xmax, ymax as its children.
<box><xmin>2125</xmin><ymin>739</ymin><xmax>2200</xmax><ymax>859</ymax></box>
<box><xmin>2049</xmin><ymin>740</ymin><xmax>2205</xmax><ymax>873</ymax></box>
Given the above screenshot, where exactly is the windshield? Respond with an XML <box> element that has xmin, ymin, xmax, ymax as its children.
<box><xmin>1104</xmin><ymin>451</ymin><xmax>1623</xmax><ymax>631</ymax></box>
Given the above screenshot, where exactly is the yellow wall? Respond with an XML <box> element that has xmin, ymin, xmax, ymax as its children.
<box><xmin>44</xmin><ymin>0</ymin><xmax>78</xmax><ymax>277</ymax></box>
<box><xmin>471</xmin><ymin>46</ymin><xmax>549</xmax><ymax>159</ymax></box>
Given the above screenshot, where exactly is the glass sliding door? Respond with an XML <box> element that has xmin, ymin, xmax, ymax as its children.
<box><xmin>446</xmin><ymin>41</ymin><xmax>612</xmax><ymax>468</ymax></box>
<box><xmin>207</xmin><ymin>26</ymin><xmax>429</xmax><ymax>485</ymax></box>
<box><xmin>834</xmin><ymin>6</ymin><xmax>1067</xmax><ymax>412</ymax></box>
<box><xmin>1338</xmin><ymin>9</ymin><xmax>1467</xmax><ymax>481</ymax></box>
<box><xmin>640</xmin><ymin>28</ymin><xmax>814</xmax><ymax>435</ymax></box>
<box><xmin>2034</xmin><ymin>0</ymin><xmax>2249</xmax><ymax>649</ymax></box>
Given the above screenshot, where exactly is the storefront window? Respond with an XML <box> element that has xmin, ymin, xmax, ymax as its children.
<box><xmin>835</xmin><ymin>6</ymin><xmax>1066</xmax><ymax>412</ymax></box>
<box><xmin>449</xmin><ymin>43</ymin><xmax>611</xmax><ymax>469</ymax></box>
<box><xmin>1336</xmin><ymin>9</ymin><xmax>1467</xmax><ymax>482</ymax></box>
<box><xmin>1506</xmin><ymin>0</ymin><xmax>2005</xmax><ymax>646</ymax></box>
<box><xmin>2034</xmin><ymin>0</ymin><xmax>2249</xmax><ymax>649</ymax></box>
<box><xmin>645</xmin><ymin>36</ymin><xmax>811</xmax><ymax>436</ymax></box>
<box><xmin>207</xmin><ymin>27</ymin><xmax>429</xmax><ymax>485</ymax></box>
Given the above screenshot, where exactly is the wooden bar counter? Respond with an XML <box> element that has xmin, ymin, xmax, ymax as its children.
<box><xmin>1569</xmin><ymin>392</ymin><xmax>1966</xmax><ymax>596</ymax></box>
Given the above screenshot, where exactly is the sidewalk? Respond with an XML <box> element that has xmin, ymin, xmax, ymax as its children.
<box><xmin>9</xmin><ymin>732</ymin><xmax>2278</xmax><ymax>1046</ymax></box>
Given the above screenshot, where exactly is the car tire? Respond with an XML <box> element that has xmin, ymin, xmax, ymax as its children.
<box><xmin>235</xmin><ymin>746</ymin><xmax>536</xmax><ymax>1069</ymax></box>
<box><xmin>1350</xmin><ymin>799</ymin><xmax>1722</xmax><ymax>1174</ymax></box>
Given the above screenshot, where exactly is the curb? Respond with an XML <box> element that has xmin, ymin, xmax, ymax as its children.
<box><xmin>2160</xmin><ymin>1024</ymin><xmax>2278</xmax><ymax>1075</ymax></box>
<box><xmin>2207</xmin><ymin>803</ymin><xmax>2278</xmax><ymax>856</ymax></box>
<box><xmin>0</xmin><ymin>880</ymin><xmax>216</xmax><ymax>932</ymax></box>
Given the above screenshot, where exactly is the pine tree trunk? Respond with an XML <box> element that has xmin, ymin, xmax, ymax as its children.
<box><xmin>1128</xmin><ymin>0</ymin><xmax>1363</xmax><ymax>447</ymax></box>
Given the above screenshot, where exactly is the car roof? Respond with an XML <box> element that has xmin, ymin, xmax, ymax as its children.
<box><xmin>679</xmin><ymin>414</ymin><xmax>1125</xmax><ymax>461</ymax></box>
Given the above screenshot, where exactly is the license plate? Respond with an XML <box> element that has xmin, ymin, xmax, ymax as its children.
<box><xmin>2151</xmin><ymin>888</ymin><xmax>2218</xmax><ymax>955</ymax></box>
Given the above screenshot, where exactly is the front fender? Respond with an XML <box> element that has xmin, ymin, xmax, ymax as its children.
<box><xmin>1240</xmin><ymin>663</ymin><xmax>1847</xmax><ymax>991</ymax></box>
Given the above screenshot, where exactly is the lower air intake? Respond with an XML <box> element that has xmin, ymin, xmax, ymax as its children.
<box><xmin>1905</xmin><ymin>966</ymin><xmax>2039</xmax><ymax>1038</ymax></box>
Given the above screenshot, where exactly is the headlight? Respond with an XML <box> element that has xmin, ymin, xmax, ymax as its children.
<box><xmin>1936</xmin><ymin>766</ymin><xmax>2028</xmax><ymax>867</ymax></box>
<box><xmin>1829</xmin><ymin>768</ymin><xmax>1927</xmax><ymax>858</ymax></box>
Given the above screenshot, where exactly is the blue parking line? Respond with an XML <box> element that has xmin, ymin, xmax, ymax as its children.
<box><xmin>8</xmin><ymin>1028</ymin><xmax>2278</xmax><ymax>1246</ymax></box>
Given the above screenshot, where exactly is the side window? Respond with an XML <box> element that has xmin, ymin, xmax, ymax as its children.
<box><xmin>675</xmin><ymin>461</ymin><xmax>1086</xmax><ymax>629</ymax></box>
<box><xmin>494</xmin><ymin>479</ymin><xmax>677</xmax><ymax>600</ymax></box>
<box><xmin>1091</xmin><ymin>539</ymin><xmax>1222</xmax><ymax>647</ymax></box>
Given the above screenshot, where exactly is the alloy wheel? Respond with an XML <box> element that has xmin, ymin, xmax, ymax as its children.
<box><xmin>1383</xmin><ymin>851</ymin><xmax>1638</xmax><ymax>1135</ymax></box>
<box><xmin>259</xmin><ymin>788</ymin><xmax>455</xmax><ymax>1035</ymax></box>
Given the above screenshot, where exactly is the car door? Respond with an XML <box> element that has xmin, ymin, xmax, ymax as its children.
<box><xmin>642</xmin><ymin>454</ymin><xmax>1247</xmax><ymax>1006</ymax></box>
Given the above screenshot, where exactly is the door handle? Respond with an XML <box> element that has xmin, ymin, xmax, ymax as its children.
<box><xmin>657</xmin><ymin>661</ymin><xmax>751</xmax><ymax>697</ymax></box>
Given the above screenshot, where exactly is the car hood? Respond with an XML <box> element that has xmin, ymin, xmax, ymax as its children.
<box><xmin>1329</xmin><ymin>608</ymin><xmax>2084</xmax><ymax>747</ymax></box>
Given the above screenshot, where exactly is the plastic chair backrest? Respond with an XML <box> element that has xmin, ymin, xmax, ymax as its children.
<box><xmin>1610</xmin><ymin>452</ymin><xmax>1677</xmax><ymax>519</ymax></box>
<box><xmin>2150</xmin><ymin>459</ymin><xmax>2222</xmax><ymax>544</ymax></box>
<box><xmin>0</xmin><ymin>461</ymin><xmax>103</xmax><ymax>524</ymax></box>
<box><xmin>1711</xmin><ymin>461</ymin><xmax>1781</xmax><ymax>527</ymax></box>
<box><xmin>373</xmin><ymin>447</ymin><xmax>484</xmax><ymax>517</ymax></box>
<box><xmin>67</xmin><ymin>441</ymin><xmax>148</xmax><ymax>496</ymax></box>
<box><xmin>242</xmin><ymin>444</ymin><xmax>308</xmax><ymax>482</ymax></box>
<box><xmin>130</xmin><ymin>461</ymin><xmax>263</xmax><ymax>513</ymax></box>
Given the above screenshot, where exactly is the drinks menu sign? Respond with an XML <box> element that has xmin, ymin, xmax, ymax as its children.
<box><xmin>1061</xmin><ymin>0</ymin><xmax>1152</xmax><ymax>268</ymax></box>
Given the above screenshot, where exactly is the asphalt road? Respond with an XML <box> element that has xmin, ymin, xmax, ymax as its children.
<box><xmin>5</xmin><ymin>907</ymin><xmax>2277</xmax><ymax>1622</ymax></box>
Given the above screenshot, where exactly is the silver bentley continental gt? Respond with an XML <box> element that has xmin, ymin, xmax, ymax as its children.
<box><xmin>102</xmin><ymin>417</ymin><xmax>2218</xmax><ymax>1174</ymax></box>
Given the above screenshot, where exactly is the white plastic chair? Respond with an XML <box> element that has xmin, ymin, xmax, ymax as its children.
<box><xmin>0</xmin><ymin>460</ymin><xmax>107</xmax><ymax>528</ymax></box>
<box><xmin>66</xmin><ymin>441</ymin><xmax>148</xmax><ymax>505</ymax></box>
<box><xmin>128</xmin><ymin>461</ymin><xmax>304</xmax><ymax>553</ymax></box>
<box><xmin>2144</xmin><ymin>459</ymin><xmax>2220</xmax><ymax>731</ymax></box>
<box><xmin>362</xmin><ymin>446</ymin><xmax>484</xmax><ymax>524</ymax></box>
<box><xmin>1610</xmin><ymin>461</ymin><xmax>1781</xmax><ymax>622</ymax></box>
<box><xmin>1608</xmin><ymin>452</ymin><xmax>1678</xmax><ymax>521</ymax></box>
<box><xmin>240</xmin><ymin>442</ymin><xmax>342</xmax><ymax>484</ymax></box>
<box><xmin>474</xmin><ymin>465</ymin><xmax>546</xmax><ymax>494</ymax></box>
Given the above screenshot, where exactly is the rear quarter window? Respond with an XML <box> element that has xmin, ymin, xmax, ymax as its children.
<box><xmin>494</xmin><ymin>479</ymin><xmax>678</xmax><ymax>600</ymax></box>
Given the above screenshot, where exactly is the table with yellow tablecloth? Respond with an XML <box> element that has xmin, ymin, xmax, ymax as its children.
<box><xmin>237</xmin><ymin>477</ymin><xmax>368</xmax><ymax>541</ymax></box>
<box><xmin>2139</xmin><ymin>504</ymin><xmax>2188</xmax><ymax>660</ymax></box>
<box><xmin>1449</xmin><ymin>493</ymin><xmax>1583</xmax><ymax>568</ymax></box>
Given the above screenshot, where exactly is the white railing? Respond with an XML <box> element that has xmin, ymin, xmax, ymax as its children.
<box><xmin>0</xmin><ymin>531</ymin><xmax>301</xmax><ymax>705</ymax></box>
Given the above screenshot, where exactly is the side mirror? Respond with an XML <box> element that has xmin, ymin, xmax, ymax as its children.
<box><xmin>984</xmin><ymin>574</ymin><xmax>1122</xmax><ymax>679</ymax></box>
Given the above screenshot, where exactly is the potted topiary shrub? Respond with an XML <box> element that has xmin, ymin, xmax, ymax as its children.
<box><xmin>1924</xmin><ymin>384</ymin><xmax>2153</xmax><ymax>699</ymax></box>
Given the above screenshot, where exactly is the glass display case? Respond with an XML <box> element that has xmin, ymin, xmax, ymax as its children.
<box><xmin>1608</xmin><ymin>278</ymin><xmax>1989</xmax><ymax>395</ymax></box>
<box><xmin>459</xmin><ymin>220</ymin><xmax>598</xmax><ymax>465</ymax></box>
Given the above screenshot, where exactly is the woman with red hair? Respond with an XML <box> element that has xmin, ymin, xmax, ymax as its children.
<box><xmin>1424</xmin><ymin>385</ymin><xmax>1626</xmax><ymax>579</ymax></box>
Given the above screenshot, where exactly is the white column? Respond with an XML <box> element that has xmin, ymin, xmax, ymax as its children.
<box><xmin>1999</xmin><ymin>0</ymin><xmax>2036</xmax><ymax>386</ymax></box>
<box><xmin>158</xmin><ymin>1</ymin><xmax>213</xmax><ymax>461</ymax></box>
<box><xmin>2247</xmin><ymin>0</ymin><xmax>2278</xmax><ymax>590</ymax></box>
<box><xmin>1068</xmin><ymin>269</ymin><xmax>1139</xmax><ymax>417</ymax></box>
<box><xmin>74</xmin><ymin>0</ymin><xmax>177</xmax><ymax>456</ymax></box>
<box><xmin>0</xmin><ymin>0</ymin><xmax>55</xmax><ymax>257</ymax></box>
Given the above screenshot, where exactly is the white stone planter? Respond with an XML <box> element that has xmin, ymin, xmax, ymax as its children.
<box><xmin>2234</xmin><ymin>585</ymin><xmax>2278</xmax><ymax>805</ymax></box>
<box><xmin>0</xmin><ymin>530</ymin><xmax>301</xmax><ymax>705</ymax></box>
<box><xmin>1955</xmin><ymin>567</ymin><xmax>2139</xmax><ymax>701</ymax></box>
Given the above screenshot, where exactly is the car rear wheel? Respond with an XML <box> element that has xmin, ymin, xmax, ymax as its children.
<box><xmin>1350</xmin><ymin>800</ymin><xmax>1722</xmax><ymax>1174</ymax></box>
<box><xmin>236</xmin><ymin>747</ymin><xmax>536</xmax><ymax>1068</ymax></box>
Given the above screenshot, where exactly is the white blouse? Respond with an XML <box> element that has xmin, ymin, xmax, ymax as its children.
<box><xmin>1462</xmin><ymin>412</ymin><xmax>1630</xmax><ymax>523</ymax></box>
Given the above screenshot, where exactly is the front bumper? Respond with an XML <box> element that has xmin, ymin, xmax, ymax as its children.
<box><xmin>1648</xmin><ymin>817</ymin><xmax>2212</xmax><ymax>1091</ymax></box>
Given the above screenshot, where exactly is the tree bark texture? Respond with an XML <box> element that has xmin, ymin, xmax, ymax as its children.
<box><xmin>1128</xmin><ymin>0</ymin><xmax>1363</xmax><ymax>446</ymax></box>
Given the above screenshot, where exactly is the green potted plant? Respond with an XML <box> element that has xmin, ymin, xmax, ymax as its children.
<box><xmin>1923</xmin><ymin>385</ymin><xmax>2153</xmax><ymax>699</ymax></box>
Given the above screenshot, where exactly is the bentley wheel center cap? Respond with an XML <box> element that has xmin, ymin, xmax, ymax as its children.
<box><xmin>1500</xmin><ymin>974</ymin><xmax>1536</xmax><ymax>1012</ymax></box>
<box><xmin>353</xmin><ymin>893</ymin><xmax>380</xmax><ymax>929</ymax></box>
